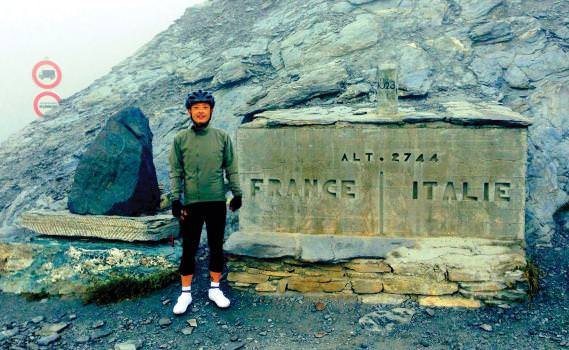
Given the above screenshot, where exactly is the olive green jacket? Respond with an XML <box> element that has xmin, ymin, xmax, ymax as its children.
<box><xmin>168</xmin><ymin>125</ymin><xmax>242</xmax><ymax>205</ymax></box>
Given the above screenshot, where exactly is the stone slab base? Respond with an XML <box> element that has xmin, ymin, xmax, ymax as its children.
<box><xmin>226</xmin><ymin>237</ymin><xmax>529</xmax><ymax>307</ymax></box>
<box><xmin>17</xmin><ymin>209</ymin><xmax>178</xmax><ymax>242</ymax></box>
<box><xmin>0</xmin><ymin>237</ymin><xmax>181</xmax><ymax>302</ymax></box>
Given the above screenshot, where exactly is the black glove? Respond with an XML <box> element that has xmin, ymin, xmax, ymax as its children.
<box><xmin>229</xmin><ymin>196</ymin><xmax>242</xmax><ymax>211</ymax></box>
<box><xmin>172</xmin><ymin>199</ymin><xmax>182</xmax><ymax>218</ymax></box>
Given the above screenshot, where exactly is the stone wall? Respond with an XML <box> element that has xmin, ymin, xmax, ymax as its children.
<box><xmin>227</xmin><ymin>237</ymin><xmax>527</xmax><ymax>307</ymax></box>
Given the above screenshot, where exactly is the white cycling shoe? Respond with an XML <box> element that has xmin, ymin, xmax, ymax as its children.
<box><xmin>173</xmin><ymin>291</ymin><xmax>192</xmax><ymax>315</ymax></box>
<box><xmin>208</xmin><ymin>287</ymin><xmax>230</xmax><ymax>308</ymax></box>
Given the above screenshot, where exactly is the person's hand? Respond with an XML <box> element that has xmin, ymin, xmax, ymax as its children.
<box><xmin>229</xmin><ymin>196</ymin><xmax>242</xmax><ymax>212</ymax></box>
<box><xmin>180</xmin><ymin>207</ymin><xmax>190</xmax><ymax>222</ymax></box>
<box><xmin>172</xmin><ymin>199</ymin><xmax>182</xmax><ymax>218</ymax></box>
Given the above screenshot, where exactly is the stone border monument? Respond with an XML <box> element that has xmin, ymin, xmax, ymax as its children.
<box><xmin>224</xmin><ymin>99</ymin><xmax>531</xmax><ymax>307</ymax></box>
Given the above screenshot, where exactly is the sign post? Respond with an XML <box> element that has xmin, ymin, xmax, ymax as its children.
<box><xmin>376</xmin><ymin>64</ymin><xmax>398</xmax><ymax>117</ymax></box>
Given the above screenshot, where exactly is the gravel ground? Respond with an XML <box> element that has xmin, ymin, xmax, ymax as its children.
<box><xmin>0</xmin><ymin>229</ymin><xmax>567</xmax><ymax>350</ymax></box>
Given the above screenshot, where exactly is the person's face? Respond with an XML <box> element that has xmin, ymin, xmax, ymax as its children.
<box><xmin>188</xmin><ymin>102</ymin><xmax>212</xmax><ymax>126</ymax></box>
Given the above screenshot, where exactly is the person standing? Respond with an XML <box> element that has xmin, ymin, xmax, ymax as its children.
<box><xmin>168</xmin><ymin>90</ymin><xmax>242</xmax><ymax>314</ymax></box>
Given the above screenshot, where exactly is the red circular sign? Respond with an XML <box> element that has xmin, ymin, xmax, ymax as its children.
<box><xmin>32</xmin><ymin>60</ymin><xmax>62</xmax><ymax>89</ymax></box>
<box><xmin>33</xmin><ymin>91</ymin><xmax>61</xmax><ymax>117</ymax></box>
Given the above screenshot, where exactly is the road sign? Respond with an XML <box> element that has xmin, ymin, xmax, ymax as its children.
<box><xmin>33</xmin><ymin>91</ymin><xmax>61</xmax><ymax>117</ymax></box>
<box><xmin>32</xmin><ymin>60</ymin><xmax>62</xmax><ymax>89</ymax></box>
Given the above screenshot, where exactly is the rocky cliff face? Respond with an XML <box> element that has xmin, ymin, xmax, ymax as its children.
<box><xmin>0</xmin><ymin>0</ymin><xmax>567</xmax><ymax>245</ymax></box>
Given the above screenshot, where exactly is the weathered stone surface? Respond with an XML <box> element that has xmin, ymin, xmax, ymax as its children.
<box><xmin>418</xmin><ymin>296</ymin><xmax>481</xmax><ymax>308</ymax></box>
<box><xmin>286</xmin><ymin>278</ymin><xmax>323</xmax><ymax>293</ymax></box>
<box><xmin>0</xmin><ymin>243</ymin><xmax>35</xmax><ymax>272</ymax></box>
<box><xmin>382</xmin><ymin>275</ymin><xmax>458</xmax><ymax>295</ymax></box>
<box><xmin>67</xmin><ymin>107</ymin><xmax>160</xmax><ymax>216</ymax></box>
<box><xmin>359</xmin><ymin>307</ymin><xmax>415</xmax><ymax>334</ymax></box>
<box><xmin>212</xmin><ymin>60</ymin><xmax>251</xmax><ymax>87</ymax></box>
<box><xmin>459</xmin><ymin>288</ymin><xmax>527</xmax><ymax>302</ymax></box>
<box><xmin>469</xmin><ymin>21</ymin><xmax>513</xmax><ymax>44</ymax></box>
<box><xmin>36</xmin><ymin>322</ymin><xmax>70</xmax><ymax>336</ymax></box>
<box><xmin>260</xmin><ymin>270</ymin><xmax>297</xmax><ymax>278</ymax></box>
<box><xmin>250</xmin><ymin>269</ymin><xmax>294</xmax><ymax>278</ymax></box>
<box><xmin>385</xmin><ymin>237</ymin><xmax>527</xmax><ymax>284</ymax></box>
<box><xmin>351</xmin><ymin>279</ymin><xmax>383</xmax><ymax>294</ymax></box>
<box><xmin>224</xmin><ymin>232</ymin><xmax>300</xmax><ymax>259</ymax></box>
<box><xmin>276</xmin><ymin>279</ymin><xmax>287</xmax><ymax>293</ymax></box>
<box><xmin>504</xmin><ymin>65</ymin><xmax>530</xmax><ymax>89</ymax></box>
<box><xmin>525</xmin><ymin>81</ymin><xmax>569</xmax><ymax>245</ymax></box>
<box><xmin>0</xmin><ymin>238</ymin><xmax>179</xmax><ymax>298</ymax></box>
<box><xmin>345</xmin><ymin>271</ymin><xmax>384</xmax><ymax>279</ymax></box>
<box><xmin>233</xmin><ymin>282</ymin><xmax>251</xmax><ymax>288</ymax></box>
<box><xmin>37</xmin><ymin>333</ymin><xmax>60</xmax><ymax>346</ymax></box>
<box><xmin>388</xmin><ymin>262</ymin><xmax>446</xmax><ymax>281</ymax></box>
<box><xmin>246</xmin><ymin>102</ymin><xmax>531</xmax><ymax>128</ymax></box>
<box><xmin>293</xmin><ymin>266</ymin><xmax>345</xmax><ymax>278</ymax></box>
<box><xmin>225</xmin><ymin>231</ymin><xmax>413</xmax><ymax>263</ymax></box>
<box><xmin>255</xmin><ymin>62</ymin><xmax>348</xmax><ymax>110</ymax></box>
<box><xmin>321</xmin><ymin>280</ymin><xmax>349</xmax><ymax>292</ymax></box>
<box><xmin>334</xmin><ymin>14</ymin><xmax>379</xmax><ymax>55</ymax></box>
<box><xmin>286</xmin><ymin>277</ymin><xmax>348</xmax><ymax>293</ymax></box>
<box><xmin>255</xmin><ymin>281</ymin><xmax>277</xmax><ymax>292</ymax></box>
<box><xmin>347</xmin><ymin>0</ymin><xmax>374</xmax><ymax>4</ymax></box>
<box><xmin>397</xmin><ymin>44</ymin><xmax>432</xmax><ymax>96</ymax></box>
<box><xmin>344</xmin><ymin>259</ymin><xmax>391</xmax><ymax>273</ymax></box>
<box><xmin>460</xmin><ymin>0</ymin><xmax>504</xmax><ymax>21</ymax></box>
<box><xmin>360</xmin><ymin>293</ymin><xmax>408</xmax><ymax>305</ymax></box>
<box><xmin>18</xmin><ymin>210</ymin><xmax>178</xmax><ymax>242</ymax></box>
<box><xmin>237</xmin><ymin>105</ymin><xmax>528</xmax><ymax>245</ymax></box>
<box><xmin>227</xmin><ymin>272</ymin><xmax>269</xmax><ymax>284</ymax></box>
<box><xmin>115</xmin><ymin>340</ymin><xmax>142</xmax><ymax>350</ymax></box>
<box><xmin>459</xmin><ymin>281</ymin><xmax>507</xmax><ymax>292</ymax></box>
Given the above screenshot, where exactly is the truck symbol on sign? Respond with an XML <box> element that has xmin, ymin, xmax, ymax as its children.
<box><xmin>39</xmin><ymin>69</ymin><xmax>56</xmax><ymax>80</ymax></box>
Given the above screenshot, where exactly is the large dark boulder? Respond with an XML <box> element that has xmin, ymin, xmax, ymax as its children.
<box><xmin>67</xmin><ymin>107</ymin><xmax>160</xmax><ymax>216</ymax></box>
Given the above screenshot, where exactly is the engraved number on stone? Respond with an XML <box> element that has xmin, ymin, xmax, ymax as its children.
<box><xmin>392</xmin><ymin>153</ymin><xmax>399</xmax><ymax>161</ymax></box>
<box><xmin>379</xmin><ymin>79</ymin><xmax>396</xmax><ymax>90</ymax></box>
<box><xmin>392</xmin><ymin>153</ymin><xmax>438</xmax><ymax>162</ymax></box>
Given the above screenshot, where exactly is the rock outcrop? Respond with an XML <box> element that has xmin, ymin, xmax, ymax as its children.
<box><xmin>67</xmin><ymin>107</ymin><xmax>161</xmax><ymax>216</ymax></box>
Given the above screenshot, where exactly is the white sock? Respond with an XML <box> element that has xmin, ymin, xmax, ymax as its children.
<box><xmin>182</xmin><ymin>286</ymin><xmax>191</xmax><ymax>292</ymax></box>
<box><xmin>210</xmin><ymin>281</ymin><xmax>220</xmax><ymax>288</ymax></box>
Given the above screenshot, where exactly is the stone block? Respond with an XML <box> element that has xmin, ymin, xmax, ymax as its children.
<box><xmin>277</xmin><ymin>279</ymin><xmax>288</xmax><ymax>293</ymax></box>
<box><xmin>286</xmin><ymin>279</ymin><xmax>322</xmax><ymax>293</ymax></box>
<box><xmin>345</xmin><ymin>271</ymin><xmax>384</xmax><ymax>279</ymax></box>
<box><xmin>418</xmin><ymin>296</ymin><xmax>481</xmax><ymax>308</ymax></box>
<box><xmin>68</xmin><ymin>107</ymin><xmax>160</xmax><ymax>216</ymax></box>
<box><xmin>351</xmin><ymin>279</ymin><xmax>383</xmax><ymax>294</ymax></box>
<box><xmin>286</xmin><ymin>277</ymin><xmax>348</xmax><ymax>293</ymax></box>
<box><xmin>255</xmin><ymin>281</ymin><xmax>277</xmax><ymax>293</ymax></box>
<box><xmin>382</xmin><ymin>275</ymin><xmax>458</xmax><ymax>295</ymax></box>
<box><xmin>360</xmin><ymin>293</ymin><xmax>408</xmax><ymax>305</ymax></box>
<box><xmin>18</xmin><ymin>210</ymin><xmax>177</xmax><ymax>242</ymax></box>
<box><xmin>227</xmin><ymin>272</ymin><xmax>269</xmax><ymax>284</ymax></box>
<box><xmin>344</xmin><ymin>259</ymin><xmax>392</xmax><ymax>273</ymax></box>
<box><xmin>459</xmin><ymin>281</ymin><xmax>507</xmax><ymax>292</ymax></box>
<box><xmin>238</xmin><ymin>105</ymin><xmax>529</xmax><ymax>241</ymax></box>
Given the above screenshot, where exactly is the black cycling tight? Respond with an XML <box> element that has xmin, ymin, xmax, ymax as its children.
<box><xmin>178</xmin><ymin>201</ymin><xmax>226</xmax><ymax>275</ymax></box>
